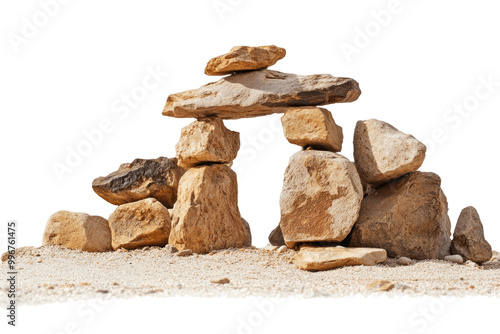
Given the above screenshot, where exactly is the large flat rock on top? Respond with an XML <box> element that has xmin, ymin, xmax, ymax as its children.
<box><xmin>163</xmin><ymin>70</ymin><xmax>361</xmax><ymax>119</ymax></box>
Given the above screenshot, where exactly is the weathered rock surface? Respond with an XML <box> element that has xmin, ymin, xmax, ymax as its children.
<box><xmin>280</xmin><ymin>150</ymin><xmax>363</xmax><ymax>248</ymax></box>
<box><xmin>176</xmin><ymin>117</ymin><xmax>240</xmax><ymax>168</ymax></box>
<box><xmin>293</xmin><ymin>246</ymin><xmax>387</xmax><ymax>271</ymax></box>
<box><xmin>353</xmin><ymin>119</ymin><xmax>426</xmax><ymax>184</ymax></box>
<box><xmin>346</xmin><ymin>172</ymin><xmax>451</xmax><ymax>260</ymax></box>
<box><xmin>242</xmin><ymin>218</ymin><xmax>252</xmax><ymax>247</ymax></box>
<box><xmin>92</xmin><ymin>157</ymin><xmax>185</xmax><ymax>208</ymax></box>
<box><xmin>268</xmin><ymin>224</ymin><xmax>285</xmax><ymax>246</ymax></box>
<box><xmin>281</xmin><ymin>107</ymin><xmax>343</xmax><ymax>152</ymax></box>
<box><xmin>169</xmin><ymin>164</ymin><xmax>247</xmax><ymax>254</ymax></box>
<box><xmin>1</xmin><ymin>246</ymin><xmax>34</xmax><ymax>262</ymax></box>
<box><xmin>163</xmin><ymin>70</ymin><xmax>361</xmax><ymax>119</ymax></box>
<box><xmin>205</xmin><ymin>45</ymin><xmax>286</xmax><ymax>76</ymax></box>
<box><xmin>451</xmin><ymin>206</ymin><xmax>492</xmax><ymax>263</ymax></box>
<box><xmin>108</xmin><ymin>198</ymin><xmax>171</xmax><ymax>250</ymax></box>
<box><xmin>42</xmin><ymin>211</ymin><xmax>112</xmax><ymax>252</ymax></box>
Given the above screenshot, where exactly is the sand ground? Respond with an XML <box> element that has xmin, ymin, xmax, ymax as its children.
<box><xmin>1</xmin><ymin>245</ymin><xmax>499</xmax><ymax>305</ymax></box>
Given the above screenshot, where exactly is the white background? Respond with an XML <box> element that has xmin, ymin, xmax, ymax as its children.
<box><xmin>1</xmin><ymin>0</ymin><xmax>499</xmax><ymax>333</ymax></box>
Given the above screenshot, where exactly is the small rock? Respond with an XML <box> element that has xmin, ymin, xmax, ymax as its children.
<box><xmin>210</xmin><ymin>278</ymin><xmax>230</xmax><ymax>284</ymax></box>
<box><xmin>205</xmin><ymin>45</ymin><xmax>286</xmax><ymax>76</ymax></box>
<box><xmin>465</xmin><ymin>260</ymin><xmax>479</xmax><ymax>268</ymax></box>
<box><xmin>96</xmin><ymin>289</ymin><xmax>109</xmax><ymax>294</ymax></box>
<box><xmin>281</xmin><ymin>107</ymin><xmax>343</xmax><ymax>152</ymax></box>
<box><xmin>444</xmin><ymin>254</ymin><xmax>464</xmax><ymax>264</ymax></box>
<box><xmin>241</xmin><ymin>218</ymin><xmax>252</xmax><ymax>247</ymax></box>
<box><xmin>396</xmin><ymin>257</ymin><xmax>412</xmax><ymax>266</ymax></box>
<box><xmin>176</xmin><ymin>249</ymin><xmax>193</xmax><ymax>257</ymax></box>
<box><xmin>165</xmin><ymin>244</ymin><xmax>178</xmax><ymax>253</ymax></box>
<box><xmin>268</xmin><ymin>224</ymin><xmax>286</xmax><ymax>246</ymax></box>
<box><xmin>276</xmin><ymin>245</ymin><xmax>288</xmax><ymax>254</ymax></box>
<box><xmin>367</xmin><ymin>280</ymin><xmax>395</xmax><ymax>292</ymax></box>
<box><xmin>1</xmin><ymin>246</ymin><xmax>34</xmax><ymax>262</ymax></box>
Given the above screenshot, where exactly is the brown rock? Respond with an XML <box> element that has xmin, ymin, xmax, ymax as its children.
<box><xmin>176</xmin><ymin>249</ymin><xmax>193</xmax><ymax>257</ymax></box>
<box><xmin>163</xmin><ymin>70</ymin><xmax>361</xmax><ymax>119</ymax></box>
<box><xmin>367</xmin><ymin>280</ymin><xmax>395</xmax><ymax>292</ymax></box>
<box><xmin>176</xmin><ymin>117</ymin><xmax>240</xmax><ymax>168</ymax></box>
<box><xmin>346</xmin><ymin>172</ymin><xmax>451</xmax><ymax>260</ymax></box>
<box><xmin>1</xmin><ymin>246</ymin><xmax>34</xmax><ymax>262</ymax></box>
<box><xmin>92</xmin><ymin>157</ymin><xmax>185</xmax><ymax>208</ymax></box>
<box><xmin>451</xmin><ymin>206</ymin><xmax>492</xmax><ymax>263</ymax></box>
<box><xmin>268</xmin><ymin>224</ymin><xmax>285</xmax><ymax>246</ymax></box>
<box><xmin>210</xmin><ymin>277</ymin><xmax>230</xmax><ymax>284</ymax></box>
<box><xmin>42</xmin><ymin>211</ymin><xmax>112</xmax><ymax>252</ymax></box>
<box><xmin>280</xmin><ymin>150</ymin><xmax>363</xmax><ymax>248</ymax></box>
<box><xmin>293</xmin><ymin>246</ymin><xmax>387</xmax><ymax>271</ymax></box>
<box><xmin>353</xmin><ymin>119</ymin><xmax>426</xmax><ymax>184</ymax></box>
<box><xmin>108</xmin><ymin>198</ymin><xmax>171</xmax><ymax>250</ymax></box>
<box><xmin>169</xmin><ymin>164</ymin><xmax>246</xmax><ymax>254</ymax></box>
<box><xmin>281</xmin><ymin>107</ymin><xmax>343</xmax><ymax>152</ymax></box>
<box><xmin>205</xmin><ymin>45</ymin><xmax>286</xmax><ymax>76</ymax></box>
<box><xmin>241</xmin><ymin>218</ymin><xmax>252</xmax><ymax>247</ymax></box>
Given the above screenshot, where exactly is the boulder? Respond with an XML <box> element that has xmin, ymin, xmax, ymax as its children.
<box><xmin>163</xmin><ymin>70</ymin><xmax>361</xmax><ymax>119</ymax></box>
<box><xmin>175</xmin><ymin>117</ymin><xmax>240</xmax><ymax>168</ymax></box>
<box><xmin>281</xmin><ymin>107</ymin><xmax>343</xmax><ymax>152</ymax></box>
<box><xmin>92</xmin><ymin>157</ymin><xmax>185</xmax><ymax>208</ymax></box>
<box><xmin>280</xmin><ymin>150</ymin><xmax>363</xmax><ymax>248</ymax></box>
<box><xmin>242</xmin><ymin>218</ymin><xmax>252</xmax><ymax>247</ymax></box>
<box><xmin>451</xmin><ymin>206</ymin><xmax>492</xmax><ymax>263</ymax></box>
<box><xmin>293</xmin><ymin>246</ymin><xmax>387</xmax><ymax>271</ymax></box>
<box><xmin>205</xmin><ymin>45</ymin><xmax>286</xmax><ymax>76</ymax></box>
<box><xmin>108</xmin><ymin>198</ymin><xmax>171</xmax><ymax>250</ymax></box>
<box><xmin>268</xmin><ymin>224</ymin><xmax>285</xmax><ymax>246</ymax></box>
<box><xmin>353</xmin><ymin>119</ymin><xmax>426</xmax><ymax>184</ymax></box>
<box><xmin>42</xmin><ymin>211</ymin><xmax>112</xmax><ymax>252</ymax></box>
<box><xmin>169</xmin><ymin>164</ymin><xmax>247</xmax><ymax>253</ymax></box>
<box><xmin>346</xmin><ymin>172</ymin><xmax>451</xmax><ymax>260</ymax></box>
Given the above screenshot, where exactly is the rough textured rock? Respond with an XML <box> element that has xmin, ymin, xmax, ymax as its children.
<box><xmin>169</xmin><ymin>164</ymin><xmax>246</xmax><ymax>254</ymax></box>
<box><xmin>241</xmin><ymin>218</ymin><xmax>252</xmax><ymax>247</ymax></box>
<box><xmin>175</xmin><ymin>117</ymin><xmax>240</xmax><ymax>168</ymax></box>
<box><xmin>163</xmin><ymin>70</ymin><xmax>361</xmax><ymax>119</ymax></box>
<box><xmin>346</xmin><ymin>172</ymin><xmax>451</xmax><ymax>260</ymax></box>
<box><xmin>268</xmin><ymin>224</ymin><xmax>286</xmax><ymax>246</ymax></box>
<box><xmin>92</xmin><ymin>157</ymin><xmax>185</xmax><ymax>208</ymax></box>
<box><xmin>42</xmin><ymin>211</ymin><xmax>112</xmax><ymax>252</ymax></box>
<box><xmin>280</xmin><ymin>150</ymin><xmax>363</xmax><ymax>248</ymax></box>
<box><xmin>205</xmin><ymin>45</ymin><xmax>286</xmax><ymax>76</ymax></box>
<box><xmin>293</xmin><ymin>246</ymin><xmax>386</xmax><ymax>271</ymax></box>
<box><xmin>281</xmin><ymin>107</ymin><xmax>343</xmax><ymax>152</ymax></box>
<box><xmin>108</xmin><ymin>198</ymin><xmax>171</xmax><ymax>250</ymax></box>
<box><xmin>353</xmin><ymin>119</ymin><xmax>426</xmax><ymax>185</ymax></box>
<box><xmin>450</xmin><ymin>206</ymin><xmax>492</xmax><ymax>263</ymax></box>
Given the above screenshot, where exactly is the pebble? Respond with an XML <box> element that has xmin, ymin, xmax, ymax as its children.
<box><xmin>277</xmin><ymin>245</ymin><xmax>288</xmax><ymax>254</ymax></box>
<box><xmin>367</xmin><ymin>280</ymin><xmax>395</xmax><ymax>292</ymax></box>
<box><xmin>165</xmin><ymin>245</ymin><xmax>178</xmax><ymax>253</ymax></box>
<box><xmin>177</xmin><ymin>249</ymin><xmax>193</xmax><ymax>257</ymax></box>
<box><xmin>465</xmin><ymin>260</ymin><xmax>479</xmax><ymax>268</ymax></box>
<box><xmin>210</xmin><ymin>278</ymin><xmax>230</xmax><ymax>284</ymax></box>
<box><xmin>396</xmin><ymin>257</ymin><xmax>412</xmax><ymax>266</ymax></box>
<box><xmin>444</xmin><ymin>254</ymin><xmax>464</xmax><ymax>264</ymax></box>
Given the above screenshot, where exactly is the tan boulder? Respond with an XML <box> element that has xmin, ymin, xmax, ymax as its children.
<box><xmin>280</xmin><ymin>150</ymin><xmax>363</xmax><ymax>248</ymax></box>
<box><xmin>293</xmin><ymin>246</ymin><xmax>387</xmax><ymax>271</ymax></box>
<box><xmin>169</xmin><ymin>164</ymin><xmax>246</xmax><ymax>254</ymax></box>
<box><xmin>451</xmin><ymin>206</ymin><xmax>492</xmax><ymax>263</ymax></box>
<box><xmin>42</xmin><ymin>211</ymin><xmax>112</xmax><ymax>252</ymax></box>
<box><xmin>353</xmin><ymin>119</ymin><xmax>426</xmax><ymax>184</ymax></box>
<box><xmin>108</xmin><ymin>198</ymin><xmax>171</xmax><ymax>250</ymax></box>
<box><xmin>176</xmin><ymin>117</ymin><xmax>240</xmax><ymax>168</ymax></box>
<box><xmin>281</xmin><ymin>107</ymin><xmax>343</xmax><ymax>152</ymax></box>
<box><xmin>92</xmin><ymin>157</ymin><xmax>185</xmax><ymax>208</ymax></box>
<box><xmin>205</xmin><ymin>45</ymin><xmax>286</xmax><ymax>76</ymax></box>
<box><xmin>163</xmin><ymin>70</ymin><xmax>361</xmax><ymax>119</ymax></box>
<box><xmin>268</xmin><ymin>224</ymin><xmax>285</xmax><ymax>246</ymax></box>
<box><xmin>346</xmin><ymin>172</ymin><xmax>451</xmax><ymax>259</ymax></box>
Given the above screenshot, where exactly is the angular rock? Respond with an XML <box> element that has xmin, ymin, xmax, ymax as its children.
<box><xmin>241</xmin><ymin>218</ymin><xmax>252</xmax><ymax>247</ymax></box>
<box><xmin>280</xmin><ymin>150</ymin><xmax>363</xmax><ymax>248</ymax></box>
<box><xmin>281</xmin><ymin>107</ymin><xmax>343</xmax><ymax>152</ymax></box>
<box><xmin>346</xmin><ymin>172</ymin><xmax>451</xmax><ymax>260</ymax></box>
<box><xmin>42</xmin><ymin>211</ymin><xmax>112</xmax><ymax>252</ymax></box>
<box><xmin>205</xmin><ymin>45</ymin><xmax>286</xmax><ymax>76</ymax></box>
<box><xmin>353</xmin><ymin>119</ymin><xmax>426</xmax><ymax>184</ymax></box>
<box><xmin>293</xmin><ymin>246</ymin><xmax>387</xmax><ymax>271</ymax></box>
<box><xmin>108</xmin><ymin>198</ymin><xmax>171</xmax><ymax>250</ymax></box>
<box><xmin>451</xmin><ymin>206</ymin><xmax>492</xmax><ymax>263</ymax></box>
<box><xmin>169</xmin><ymin>164</ymin><xmax>246</xmax><ymax>254</ymax></box>
<box><xmin>176</xmin><ymin>117</ymin><xmax>240</xmax><ymax>168</ymax></box>
<box><xmin>92</xmin><ymin>157</ymin><xmax>185</xmax><ymax>208</ymax></box>
<box><xmin>163</xmin><ymin>70</ymin><xmax>361</xmax><ymax>119</ymax></box>
<box><xmin>268</xmin><ymin>224</ymin><xmax>285</xmax><ymax>246</ymax></box>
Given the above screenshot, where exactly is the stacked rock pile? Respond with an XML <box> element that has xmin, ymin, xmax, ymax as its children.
<box><xmin>41</xmin><ymin>45</ymin><xmax>494</xmax><ymax>272</ymax></box>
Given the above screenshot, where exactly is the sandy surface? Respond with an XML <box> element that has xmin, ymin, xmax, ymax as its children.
<box><xmin>2</xmin><ymin>245</ymin><xmax>499</xmax><ymax>305</ymax></box>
